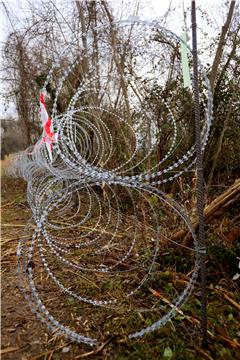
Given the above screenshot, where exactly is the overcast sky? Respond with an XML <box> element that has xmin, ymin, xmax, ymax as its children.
<box><xmin>0</xmin><ymin>0</ymin><xmax>228</xmax><ymax>49</ymax></box>
<box><xmin>0</xmin><ymin>0</ymin><xmax>230</xmax><ymax>118</ymax></box>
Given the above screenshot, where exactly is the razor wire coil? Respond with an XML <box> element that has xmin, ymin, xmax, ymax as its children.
<box><xmin>8</xmin><ymin>19</ymin><xmax>212</xmax><ymax>345</ymax></box>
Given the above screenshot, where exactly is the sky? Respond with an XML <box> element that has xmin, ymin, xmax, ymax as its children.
<box><xmin>0</xmin><ymin>0</ymin><xmax>229</xmax><ymax>119</ymax></box>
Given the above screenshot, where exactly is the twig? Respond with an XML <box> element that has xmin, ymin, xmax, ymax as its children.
<box><xmin>217</xmin><ymin>334</ymin><xmax>240</xmax><ymax>349</ymax></box>
<box><xmin>1</xmin><ymin>235</ymin><xmax>31</xmax><ymax>245</ymax></box>
<box><xmin>0</xmin><ymin>346</ymin><xmax>19</xmax><ymax>355</ymax></box>
<box><xmin>2</xmin><ymin>224</ymin><xmax>34</xmax><ymax>228</ymax></box>
<box><xmin>194</xmin><ymin>347</ymin><xmax>214</xmax><ymax>360</ymax></box>
<box><xmin>222</xmin><ymin>293</ymin><xmax>240</xmax><ymax>312</ymax></box>
<box><xmin>75</xmin><ymin>336</ymin><xmax>114</xmax><ymax>358</ymax></box>
<box><xmin>50</xmin><ymin>219</ymin><xmax>124</xmax><ymax>238</ymax></box>
<box><xmin>64</xmin><ymin>269</ymin><xmax>100</xmax><ymax>289</ymax></box>
<box><xmin>1</xmin><ymin>201</ymin><xmax>15</xmax><ymax>208</ymax></box>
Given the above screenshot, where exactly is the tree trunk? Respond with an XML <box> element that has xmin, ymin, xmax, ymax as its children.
<box><xmin>171</xmin><ymin>179</ymin><xmax>240</xmax><ymax>245</ymax></box>
<box><xmin>210</xmin><ymin>1</ymin><xmax>236</xmax><ymax>92</ymax></box>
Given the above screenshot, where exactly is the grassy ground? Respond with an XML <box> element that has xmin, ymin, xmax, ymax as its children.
<box><xmin>1</xmin><ymin>172</ymin><xmax>240</xmax><ymax>360</ymax></box>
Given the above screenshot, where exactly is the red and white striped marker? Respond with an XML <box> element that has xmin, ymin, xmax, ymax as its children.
<box><xmin>37</xmin><ymin>92</ymin><xmax>58</xmax><ymax>162</ymax></box>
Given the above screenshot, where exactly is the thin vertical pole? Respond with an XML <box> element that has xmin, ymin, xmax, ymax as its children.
<box><xmin>191</xmin><ymin>0</ymin><xmax>208</xmax><ymax>348</ymax></box>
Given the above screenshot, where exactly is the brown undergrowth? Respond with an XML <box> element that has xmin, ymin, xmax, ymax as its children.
<box><xmin>1</xmin><ymin>175</ymin><xmax>240</xmax><ymax>360</ymax></box>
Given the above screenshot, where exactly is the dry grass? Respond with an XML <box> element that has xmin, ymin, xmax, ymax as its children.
<box><xmin>1</xmin><ymin>176</ymin><xmax>240</xmax><ymax>359</ymax></box>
